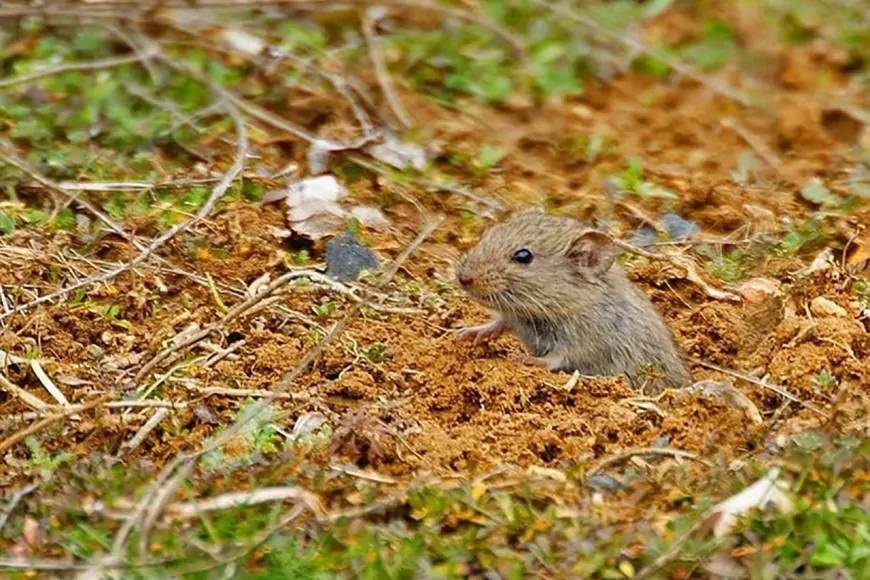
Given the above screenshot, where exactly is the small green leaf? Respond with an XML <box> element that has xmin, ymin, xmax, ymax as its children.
<box><xmin>0</xmin><ymin>211</ymin><xmax>15</xmax><ymax>234</ymax></box>
<box><xmin>801</xmin><ymin>180</ymin><xmax>841</xmax><ymax>207</ymax></box>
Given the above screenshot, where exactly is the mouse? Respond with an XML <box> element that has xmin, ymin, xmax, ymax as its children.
<box><xmin>454</xmin><ymin>210</ymin><xmax>692</xmax><ymax>391</ymax></box>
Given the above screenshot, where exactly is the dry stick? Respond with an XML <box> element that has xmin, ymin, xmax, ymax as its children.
<box><xmin>0</xmin><ymin>556</ymin><xmax>182</xmax><ymax>573</ymax></box>
<box><xmin>633</xmin><ymin>514</ymin><xmax>721</xmax><ymax>580</ymax></box>
<box><xmin>720</xmin><ymin>117</ymin><xmax>784</xmax><ymax>173</ymax></box>
<box><xmin>168</xmin><ymin>502</ymin><xmax>307</xmax><ymax>576</ymax></box>
<box><xmin>0</xmin><ymin>103</ymin><xmax>247</xmax><ymax>321</ymax></box>
<box><xmin>693</xmin><ymin>359</ymin><xmax>830</xmax><ymax>418</ymax></box>
<box><xmin>167</xmin><ymin>486</ymin><xmax>322</xmax><ymax>518</ymax></box>
<box><xmin>361</xmin><ymin>6</ymin><xmax>413</xmax><ymax>130</ymax></box>
<box><xmin>0</xmin><ymin>373</ymin><xmax>49</xmax><ymax>411</ymax></box>
<box><xmin>532</xmin><ymin>0</ymin><xmax>753</xmax><ymax>106</ymax></box>
<box><xmin>0</xmin><ymin>482</ymin><xmax>40</xmax><ymax>535</ymax></box>
<box><xmin>611</xmin><ymin>238</ymin><xmax>741</xmax><ymax>302</ymax></box>
<box><xmin>117</xmin><ymin>408</ymin><xmax>171</xmax><ymax>457</ymax></box>
<box><xmin>156</xmin><ymin>16</ymin><xmax>378</xmax><ymax>140</ymax></box>
<box><xmin>0</xmin><ymin>53</ymin><xmax>150</xmax><ymax>89</ymax></box>
<box><xmin>109</xmin><ymin>216</ymin><xmax>443</xmax><ymax>563</ymax></box>
<box><xmin>586</xmin><ymin>447</ymin><xmax>712</xmax><ymax>477</ymax></box>
<box><xmin>0</xmin><ymin>394</ymin><xmax>114</xmax><ymax>454</ymax></box>
<box><xmin>104</xmin><ymin>23</ymin><xmax>163</xmax><ymax>85</ymax></box>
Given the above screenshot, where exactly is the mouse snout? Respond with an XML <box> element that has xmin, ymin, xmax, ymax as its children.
<box><xmin>457</xmin><ymin>271</ymin><xmax>475</xmax><ymax>287</ymax></box>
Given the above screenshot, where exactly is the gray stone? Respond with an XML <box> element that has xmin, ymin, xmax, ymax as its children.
<box><xmin>325</xmin><ymin>231</ymin><xmax>378</xmax><ymax>281</ymax></box>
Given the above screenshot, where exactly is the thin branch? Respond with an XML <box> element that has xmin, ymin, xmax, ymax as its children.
<box><xmin>611</xmin><ymin>238</ymin><xmax>741</xmax><ymax>302</ymax></box>
<box><xmin>586</xmin><ymin>447</ymin><xmax>712</xmax><ymax>477</ymax></box>
<box><xmin>362</xmin><ymin>7</ymin><xmax>413</xmax><ymax>130</ymax></box>
<box><xmin>693</xmin><ymin>359</ymin><xmax>830</xmax><ymax>418</ymax></box>
<box><xmin>167</xmin><ymin>486</ymin><xmax>323</xmax><ymax>518</ymax></box>
<box><xmin>0</xmin><ymin>53</ymin><xmax>150</xmax><ymax>89</ymax></box>
<box><xmin>0</xmin><ymin>394</ymin><xmax>114</xmax><ymax>454</ymax></box>
<box><xmin>0</xmin><ymin>373</ymin><xmax>49</xmax><ymax>411</ymax></box>
<box><xmin>0</xmin><ymin>482</ymin><xmax>40</xmax><ymax>535</ymax></box>
<box><xmin>116</xmin><ymin>408</ymin><xmax>171</xmax><ymax>457</ymax></box>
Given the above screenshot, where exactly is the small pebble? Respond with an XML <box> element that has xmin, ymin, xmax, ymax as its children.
<box><xmin>736</xmin><ymin>277</ymin><xmax>782</xmax><ymax>303</ymax></box>
<box><xmin>325</xmin><ymin>230</ymin><xmax>378</xmax><ymax>282</ymax></box>
<box><xmin>659</xmin><ymin>213</ymin><xmax>700</xmax><ymax>241</ymax></box>
<box><xmin>586</xmin><ymin>474</ymin><xmax>625</xmax><ymax>491</ymax></box>
<box><xmin>627</xmin><ymin>226</ymin><xmax>658</xmax><ymax>248</ymax></box>
<box><xmin>810</xmin><ymin>296</ymin><xmax>848</xmax><ymax>318</ymax></box>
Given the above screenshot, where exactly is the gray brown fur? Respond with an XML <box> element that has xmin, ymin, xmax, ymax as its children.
<box><xmin>454</xmin><ymin>210</ymin><xmax>692</xmax><ymax>390</ymax></box>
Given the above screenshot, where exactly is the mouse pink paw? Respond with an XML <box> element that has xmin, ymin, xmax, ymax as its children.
<box><xmin>512</xmin><ymin>353</ymin><xmax>564</xmax><ymax>371</ymax></box>
<box><xmin>456</xmin><ymin>318</ymin><xmax>506</xmax><ymax>345</ymax></box>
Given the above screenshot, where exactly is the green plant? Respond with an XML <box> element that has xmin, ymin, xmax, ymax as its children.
<box><xmin>610</xmin><ymin>157</ymin><xmax>677</xmax><ymax>199</ymax></box>
<box><xmin>813</xmin><ymin>370</ymin><xmax>838</xmax><ymax>390</ymax></box>
<box><xmin>25</xmin><ymin>437</ymin><xmax>75</xmax><ymax>478</ymax></box>
<box><xmin>705</xmin><ymin>250</ymin><xmax>754</xmax><ymax>282</ymax></box>
<box><xmin>776</xmin><ymin>219</ymin><xmax>822</xmax><ymax>255</ymax></box>
<box><xmin>312</xmin><ymin>300</ymin><xmax>339</xmax><ymax>319</ymax></box>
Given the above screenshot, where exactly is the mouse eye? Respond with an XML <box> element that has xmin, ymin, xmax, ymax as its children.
<box><xmin>511</xmin><ymin>248</ymin><xmax>534</xmax><ymax>264</ymax></box>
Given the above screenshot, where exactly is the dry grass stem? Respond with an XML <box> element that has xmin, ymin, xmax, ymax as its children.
<box><xmin>362</xmin><ymin>7</ymin><xmax>413</xmax><ymax>129</ymax></box>
<box><xmin>587</xmin><ymin>447</ymin><xmax>712</xmax><ymax>477</ymax></box>
<box><xmin>0</xmin><ymin>53</ymin><xmax>151</xmax><ymax>89</ymax></box>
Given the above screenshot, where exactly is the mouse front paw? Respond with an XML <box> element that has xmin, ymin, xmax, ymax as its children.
<box><xmin>512</xmin><ymin>353</ymin><xmax>566</xmax><ymax>371</ymax></box>
<box><xmin>456</xmin><ymin>318</ymin><xmax>506</xmax><ymax>346</ymax></box>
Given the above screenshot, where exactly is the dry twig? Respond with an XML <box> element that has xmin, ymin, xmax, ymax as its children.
<box><xmin>611</xmin><ymin>238</ymin><xmax>741</xmax><ymax>301</ymax></box>
<box><xmin>0</xmin><ymin>53</ymin><xmax>151</xmax><ymax>89</ymax></box>
<box><xmin>693</xmin><ymin>360</ymin><xmax>830</xmax><ymax>418</ymax></box>
<box><xmin>361</xmin><ymin>7</ymin><xmax>413</xmax><ymax>129</ymax></box>
<box><xmin>0</xmin><ymin>394</ymin><xmax>114</xmax><ymax>454</ymax></box>
<box><xmin>587</xmin><ymin>447</ymin><xmax>712</xmax><ymax>477</ymax></box>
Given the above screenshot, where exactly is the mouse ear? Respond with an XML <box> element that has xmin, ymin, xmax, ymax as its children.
<box><xmin>566</xmin><ymin>230</ymin><xmax>616</xmax><ymax>276</ymax></box>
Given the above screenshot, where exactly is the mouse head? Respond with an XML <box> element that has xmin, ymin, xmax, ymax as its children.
<box><xmin>455</xmin><ymin>211</ymin><xmax>617</xmax><ymax>317</ymax></box>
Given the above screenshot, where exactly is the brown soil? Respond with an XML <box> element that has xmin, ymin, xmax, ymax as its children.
<box><xmin>2</xmin><ymin>50</ymin><xmax>869</xmax><ymax>491</ymax></box>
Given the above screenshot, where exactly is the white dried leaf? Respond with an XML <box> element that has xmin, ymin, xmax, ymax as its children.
<box><xmin>810</xmin><ymin>296</ymin><xmax>848</xmax><ymax>318</ymax></box>
<box><xmin>288</xmin><ymin>412</ymin><xmax>328</xmax><ymax>442</ymax></box>
<box><xmin>267</xmin><ymin>226</ymin><xmax>294</xmax><ymax>239</ymax></box>
<box><xmin>286</xmin><ymin>175</ymin><xmax>348</xmax><ymax>222</ymax></box>
<box><xmin>220</xmin><ymin>28</ymin><xmax>266</xmax><ymax>56</ymax></box>
<box><xmin>0</xmin><ymin>349</ymin><xmax>28</xmax><ymax>368</ymax></box>
<box><xmin>307</xmin><ymin>139</ymin><xmax>337</xmax><ymax>175</ymax></box>
<box><xmin>349</xmin><ymin>206</ymin><xmax>391</xmax><ymax>230</ymax></box>
<box><xmin>526</xmin><ymin>465</ymin><xmax>568</xmax><ymax>482</ymax></box>
<box><xmin>736</xmin><ymin>277</ymin><xmax>781</xmax><ymax>303</ymax></box>
<box><xmin>260</xmin><ymin>188</ymin><xmax>291</xmax><ymax>205</ymax></box>
<box><xmin>685</xmin><ymin>380</ymin><xmax>763</xmax><ymax>424</ymax></box>
<box><xmin>708</xmin><ymin>468</ymin><xmax>792</xmax><ymax>538</ymax></box>
<box><xmin>366</xmin><ymin>135</ymin><xmax>427</xmax><ymax>171</ymax></box>
<box><xmin>291</xmin><ymin>213</ymin><xmax>346</xmax><ymax>240</ymax></box>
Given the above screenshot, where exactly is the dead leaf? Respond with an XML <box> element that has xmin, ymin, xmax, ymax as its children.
<box><xmin>810</xmin><ymin>296</ymin><xmax>848</xmax><ymax>318</ymax></box>
<box><xmin>366</xmin><ymin>134</ymin><xmax>427</xmax><ymax>171</ymax></box>
<box><xmin>684</xmin><ymin>381</ymin><xmax>763</xmax><ymax>424</ymax></box>
<box><xmin>736</xmin><ymin>278</ymin><xmax>781</xmax><ymax>304</ymax></box>
<box><xmin>706</xmin><ymin>468</ymin><xmax>793</xmax><ymax>538</ymax></box>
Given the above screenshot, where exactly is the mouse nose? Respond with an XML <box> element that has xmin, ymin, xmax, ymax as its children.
<box><xmin>458</xmin><ymin>272</ymin><xmax>475</xmax><ymax>287</ymax></box>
